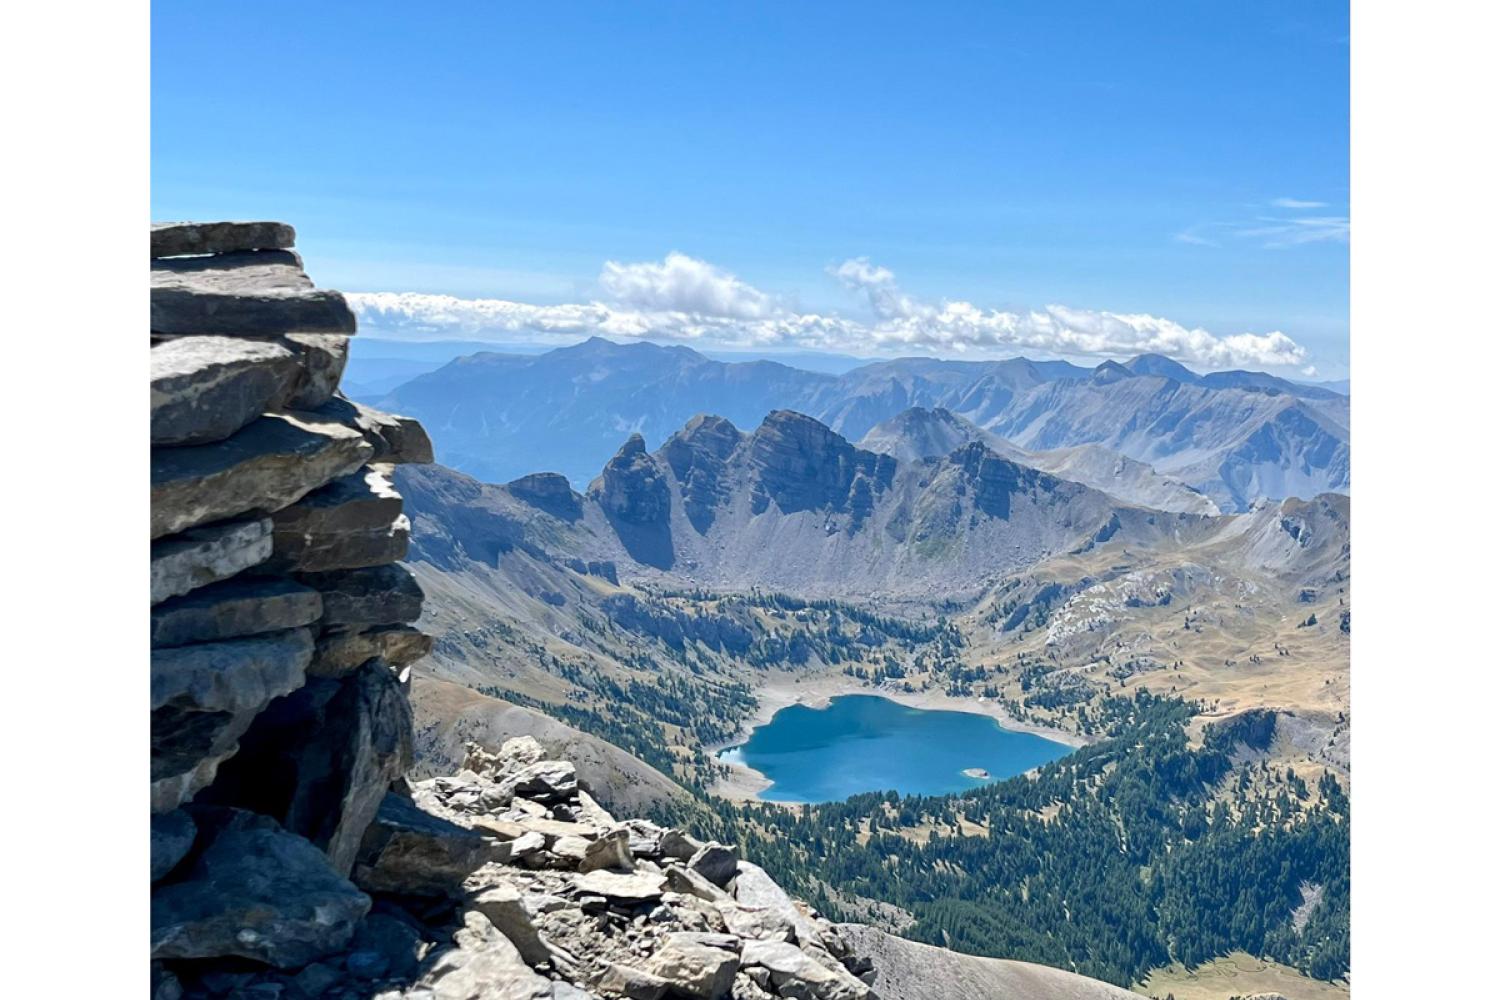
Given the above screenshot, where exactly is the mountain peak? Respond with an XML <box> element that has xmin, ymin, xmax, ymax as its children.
<box><xmin>1123</xmin><ymin>353</ymin><xmax>1200</xmax><ymax>383</ymax></box>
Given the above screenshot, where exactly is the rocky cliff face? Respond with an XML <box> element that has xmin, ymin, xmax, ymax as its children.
<box><xmin>150</xmin><ymin>222</ymin><xmax>883</xmax><ymax>1000</ymax></box>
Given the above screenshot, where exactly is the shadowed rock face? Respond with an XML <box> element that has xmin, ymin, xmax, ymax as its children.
<box><xmin>747</xmin><ymin>410</ymin><xmax>896</xmax><ymax>524</ymax></box>
<box><xmin>589</xmin><ymin>434</ymin><xmax>675</xmax><ymax>568</ymax></box>
<box><xmin>507</xmin><ymin>472</ymin><xmax>583</xmax><ymax>520</ymax></box>
<box><xmin>660</xmin><ymin>414</ymin><xmax>744</xmax><ymax>534</ymax></box>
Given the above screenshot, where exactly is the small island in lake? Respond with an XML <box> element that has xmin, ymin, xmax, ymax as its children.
<box><xmin>962</xmin><ymin>767</ymin><xmax>991</xmax><ymax>780</ymax></box>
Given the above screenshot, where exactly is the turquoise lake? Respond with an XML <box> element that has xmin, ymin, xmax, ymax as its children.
<box><xmin>719</xmin><ymin>694</ymin><xmax>1072</xmax><ymax>803</ymax></box>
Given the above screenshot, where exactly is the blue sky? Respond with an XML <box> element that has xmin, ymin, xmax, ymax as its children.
<box><xmin>152</xmin><ymin>2</ymin><xmax>1349</xmax><ymax>376</ymax></box>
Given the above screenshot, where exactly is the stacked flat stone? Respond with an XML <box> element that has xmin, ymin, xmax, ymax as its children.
<box><xmin>150</xmin><ymin>222</ymin><xmax>436</xmax><ymax>984</ymax></box>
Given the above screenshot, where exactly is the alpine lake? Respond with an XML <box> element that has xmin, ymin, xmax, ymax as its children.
<box><xmin>718</xmin><ymin>694</ymin><xmax>1072</xmax><ymax>803</ymax></box>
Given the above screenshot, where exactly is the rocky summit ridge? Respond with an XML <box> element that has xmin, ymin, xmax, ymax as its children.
<box><xmin>149</xmin><ymin>222</ymin><xmax>886</xmax><ymax>1000</ymax></box>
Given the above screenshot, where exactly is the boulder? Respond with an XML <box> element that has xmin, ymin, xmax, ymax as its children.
<box><xmin>151</xmin><ymin>220</ymin><xmax>296</xmax><ymax>258</ymax></box>
<box><xmin>150</xmin><ymin>517</ymin><xmax>272</xmax><ymax>604</ymax></box>
<box><xmin>353</xmin><ymin>793</ymin><xmax>497</xmax><ymax>897</ymax></box>
<box><xmin>739</xmin><ymin>941</ymin><xmax>868</xmax><ymax>1000</ymax></box>
<box><xmin>313</xmin><ymin>395</ymin><xmax>434</xmax><ymax>464</ymax></box>
<box><xmin>150</xmin><ymin>336</ymin><xmax>299</xmax><ymax>446</ymax></box>
<box><xmin>351</xmin><ymin>912</ymin><xmax>427</xmax><ymax>981</ymax></box>
<box><xmin>200</xmin><ymin>659</ymin><xmax>413</xmax><ymax>875</ymax></box>
<box><xmin>281</xmin><ymin>332</ymin><xmax>350</xmax><ymax>409</ymax></box>
<box><xmin>150</xmin><ymin>576</ymin><xmax>322</xmax><ymax>647</ymax></box>
<box><xmin>408</xmin><ymin>910</ymin><xmax>552</xmax><ymax>1000</ymax></box>
<box><xmin>597</xmin><ymin>962</ymin><xmax>670</xmax><ymax>1000</ymax></box>
<box><xmin>646</xmin><ymin>940</ymin><xmax>739</xmax><ymax>1000</ymax></box>
<box><xmin>266</xmin><ymin>465</ymin><xmax>408</xmax><ymax>573</ymax></box>
<box><xmin>151</xmin><ymin>809</ymin><xmax>197</xmax><ymax>882</ymax></box>
<box><xmin>715</xmin><ymin>902</ymin><xmax>796</xmax><ymax>945</ymax></box>
<box><xmin>657</xmin><ymin>828</ymin><xmax>703</xmax><ymax>861</ymax></box>
<box><xmin>502</xmin><ymin>759</ymin><xmax>578</xmax><ymax>805</ymax></box>
<box><xmin>572</xmin><ymin>870</ymin><xmax>666</xmax><ymax>904</ymax></box>
<box><xmin>732</xmin><ymin>863</ymin><xmax>823</xmax><ymax>948</ymax></box>
<box><xmin>311</xmin><ymin>623</ymin><xmax>432</xmax><ymax>678</ymax></box>
<box><xmin>151</xmin><ymin>412</ymin><xmax>373</xmax><ymax>538</ymax></box>
<box><xmin>688</xmin><ymin>842</ymin><xmax>739</xmax><ymax>888</ymax></box>
<box><xmin>150</xmin><ymin>628</ymin><xmax>313</xmax><ymax>812</ymax></box>
<box><xmin>150</xmin><ymin>807</ymin><xmax>370</xmax><ymax>968</ymax></box>
<box><xmin>470</xmin><ymin>881</ymin><xmax>549</xmax><ymax>964</ymax></box>
<box><xmin>301</xmin><ymin>563</ymin><xmax>424</xmax><ymax>626</ymax></box>
<box><xmin>151</xmin><ymin>249</ymin><xmax>356</xmax><ymax>335</ymax></box>
<box><xmin>579</xmin><ymin>827</ymin><xmax>633</xmax><ymax>873</ymax></box>
<box><xmin>666</xmin><ymin>865</ymin><xmax>732</xmax><ymax>905</ymax></box>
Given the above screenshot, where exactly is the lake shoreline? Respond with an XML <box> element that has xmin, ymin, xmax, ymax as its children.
<box><xmin>707</xmin><ymin>671</ymin><xmax>1088</xmax><ymax>803</ymax></box>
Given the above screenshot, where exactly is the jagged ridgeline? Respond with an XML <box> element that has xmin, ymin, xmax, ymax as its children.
<box><xmin>150</xmin><ymin>222</ymin><xmax>922</xmax><ymax>1000</ymax></box>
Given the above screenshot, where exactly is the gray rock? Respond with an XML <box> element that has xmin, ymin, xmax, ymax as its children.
<box><xmin>579</xmin><ymin>828</ymin><xmax>633</xmax><ymax>873</ymax></box>
<box><xmin>151</xmin><ymin>809</ymin><xmax>197</xmax><ymax>882</ymax></box>
<box><xmin>738</xmin><ymin>941</ymin><xmax>868</xmax><ymax>1000</ymax></box>
<box><xmin>353</xmin><ymin>793</ymin><xmax>498</xmax><ymax>897</ymax></box>
<box><xmin>151</xmin><ymin>220</ymin><xmax>296</xmax><ymax>258</ymax></box>
<box><xmin>151</xmin><ymin>412</ymin><xmax>373</xmax><ymax>539</ymax></box>
<box><xmin>471</xmin><ymin>881</ymin><xmax>549</xmax><ymax>964</ymax></box>
<box><xmin>150</xmin><ymin>517</ymin><xmax>272</xmax><ymax>604</ymax></box>
<box><xmin>666</xmin><ymin>866</ymin><xmax>731</xmax><ymax>905</ymax></box>
<box><xmin>282</xmin><ymin>333</ymin><xmax>350</xmax><ymax>409</ymax></box>
<box><xmin>352</xmin><ymin>913</ymin><xmax>426</xmax><ymax>980</ymax></box>
<box><xmin>290</xmin><ymin>963</ymin><xmax>344</xmax><ymax>998</ymax></box>
<box><xmin>645</xmin><ymin>940</ymin><xmax>738</xmax><ymax>1000</ymax></box>
<box><xmin>150</xmin><ymin>628</ymin><xmax>313</xmax><ymax>812</ymax></box>
<box><xmin>657</xmin><ymin>828</ymin><xmax>702</xmax><ymax>861</ymax></box>
<box><xmin>313</xmin><ymin>395</ymin><xmax>434</xmax><ymax>465</ymax></box>
<box><xmin>597</xmin><ymin>963</ymin><xmax>669</xmax><ymax>1000</ymax></box>
<box><xmin>312</xmin><ymin>623</ymin><xmax>433</xmax><ymax>678</ymax></box>
<box><xmin>151</xmin><ymin>962</ymin><xmax>184</xmax><ymax>1000</ymax></box>
<box><xmin>151</xmin><ymin>576</ymin><xmax>322</xmax><ymax>647</ymax></box>
<box><xmin>688</xmin><ymin>843</ymin><xmax>739</xmax><ymax>888</ymax></box>
<box><xmin>572</xmin><ymin>870</ymin><xmax>666</xmax><ymax>904</ymax></box>
<box><xmin>151</xmin><ymin>250</ymin><xmax>356</xmax><ymax>335</ymax></box>
<box><xmin>201</xmin><ymin>659</ymin><xmax>413</xmax><ymax>875</ymax></box>
<box><xmin>409</xmin><ymin>910</ymin><xmax>551</xmax><ymax>999</ymax></box>
<box><xmin>501</xmin><ymin>760</ymin><xmax>578</xmax><ymax>805</ymax></box>
<box><xmin>266</xmin><ymin>466</ymin><xmax>408</xmax><ymax>573</ymax></box>
<box><xmin>731</xmin><ymin>864</ymin><xmax>823</xmax><ymax>949</ymax></box>
<box><xmin>301</xmin><ymin>563</ymin><xmax>424</xmax><ymax>626</ymax></box>
<box><xmin>150</xmin><ymin>807</ymin><xmax>370</xmax><ymax>968</ymax></box>
<box><xmin>715</xmin><ymin>903</ymin><xmax>795</xmax><ymax>945</ymax></box>
<box><xmin>549</xmin><ymin>985</ymin><xmax>596</xmax><ymax>1000</ymax></box>
<box><xmin>345</xmin><ymin>949</ymin><xmax>390</xmax><ymax>979</ymax></box>
<box><xmin>151</xmin><ymin>336</ymin><xmax>299</xmax><ymax>446</ymax></box>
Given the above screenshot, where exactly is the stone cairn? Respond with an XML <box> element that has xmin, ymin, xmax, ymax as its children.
<box><xmin>150</xmin><ymin>222</ymin><xmax>878</xmax><ymax>1000</ymax></box>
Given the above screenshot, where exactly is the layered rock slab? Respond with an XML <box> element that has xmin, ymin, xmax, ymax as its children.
<box><xmin>150</xmin><ymin>336</ymin><xmax>299</xmax><ymax>446</ymax></box>
<box><xmin>150</xmin><ymin>807</ymin><xmax>370</xmax><ymax>968</ymax></box>
<box><xmin>150</xmin><ymin>576</ymin><xmax>322</xmax><ymax>647</ymax></box>
<box><xmin>266</xmin><ymin>465</ymin><xmax>409</xmax><ymax>573</ymax></box>
<box><xmin>149</xmin><ymin>628</ymin><xmax>314</xmax><ymax>812</ymax></box>
<box><xmin>151</xmin><ymin>220</ymin><xmax>296</xmax><ymax>258</ymax></box>
<box><xmin>151</xmin><ymin>249</ymin><xmax>356</xmax><ymax>336</ymax></box>
<box><xmin>150</xmin><ymin>412</ymin><xmax>372</xmax><ymax>538</ymax></box>
<box><xmin>150</xmin><ymin>517</ymin><xmax>271</xmax><ymax>604</ymax></box>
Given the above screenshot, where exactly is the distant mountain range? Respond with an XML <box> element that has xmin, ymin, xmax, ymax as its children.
<box><xmin>397</xmin><ymin>408</ymin><xmax>1349</xmax><ymax>604</ymax></box>
<box><xmin>377</xmin><ymin>336</ymin><xmax>1349</xmax><ymax>511</ymax></box>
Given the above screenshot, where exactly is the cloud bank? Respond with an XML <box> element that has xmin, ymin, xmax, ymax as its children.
<box><xmin>349</xmin><ymin>255</ymin><xmax>1310</xmax><ymax>370</ymax></box>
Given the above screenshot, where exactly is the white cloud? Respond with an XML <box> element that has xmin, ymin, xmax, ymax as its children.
<box><xmin>1271</xmin><ymin>197</ymin><xmax>1328</xmax><ymax>209</ymax></box>
<box><xmin>348</xmin><ymin>253</ymin><xmax>1310</xmax><ymax>371</ymax></box>
<box><xmin>599</xmin><ymin>252</ymin><xmax>774</xmax><ymax>319</ymax></box>
<box><xmin>1237</xmin><ymin>215</ymin><xmax>1349</xmax><ymax>248</ymax></box>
